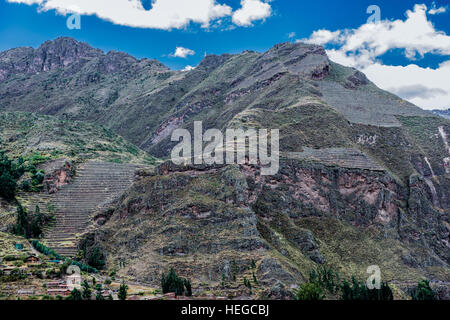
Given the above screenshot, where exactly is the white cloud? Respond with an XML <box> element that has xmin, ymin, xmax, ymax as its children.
<box><xmin>7</xmin><ymin>0</ymin><xmax>273</xmax><ymax>29</ymax></box>
<box><xmin>301</xmin><ymin>29</ymin><xmax>341</xmax><ymax>46</ymax></box>
<box><xmin>8</xmin><ymin>0</ymin><xmax>232</xmax><ymax>29</ymax></box>
<box><xmin>182</xmin><ymin>65</ymin><xmax>195</xmax><ymax>71</ymax></box>
<box><xmin>288</xmin><ymin>32</ymin><xmax>296</xmax><ymax>39</ymax></box>
<box><xmin>428</xmin><ymin>2</ymin><xmax>447</xmax><ymax>15</ymax></box>
<box><xmin>363</xmin><ymin>61</ymin><xmax>450</xmax><ymax>110</ymax></box>
<box><xmin>171</xmin><ymin>47</ymin><xmax>195</xmax><ymax>58</ymax></box>
<box><xmin>429</xmin><ymin>7</ymin><xmax>446</xmax><ymax>14</ymax></box>
<box><xmin>300</xmin><ymin>4</ymin><xmax>450</xmax><ymax>110</ymax></box>
<box><xmin>232</xmin><ymin>0</ymin><xmax>272</xmax><ymax>27</ymax></box>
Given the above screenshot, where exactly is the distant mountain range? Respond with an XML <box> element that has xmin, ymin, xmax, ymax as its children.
<box><xmin>432</xmin><ymin>109</ymin><xmax>450</xmax><ymax>120</ymax></box>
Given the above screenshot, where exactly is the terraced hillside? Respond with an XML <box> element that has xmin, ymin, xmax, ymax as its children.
<box><xmin>18</xmin><ymin>161</ymin><xmax>143</xmax><ymax>257</ymax></box>
<box><xmin>285</xmin><ymin>147</ymin><xmax>384</xmax><ymax>171</ymax></box>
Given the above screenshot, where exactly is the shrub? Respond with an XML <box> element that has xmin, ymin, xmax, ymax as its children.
<box><xmin>118</xmin><ymin>281</ymin><xmax>128</xmax><ymax>300</ymax></box>
<box><xmin>411</xmin><ymin>280</ymin><xmax>435</xmax><ymax>300</ymax></box>
<box><xmin>310</xmin><ymin>266</ymin><xmax>340</xmax><ymax>294</ymax></box>
<box><xmin>296</xmin><ymin>282</ymin><xmax>325</xmax><ymax>300</ymax></box>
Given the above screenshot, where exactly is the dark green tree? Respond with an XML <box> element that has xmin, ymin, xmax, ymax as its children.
<box><xmin>0</xmin><ymin>152</ymin><xmax>18</xmax><ymax>200</ymax></box>
<box><xmin>67</xmin><ymin>288</ymin><xmax>82</xmax><ymax>300</ymax></box>
<box><xmin>412</xmin><ymin>279</ymin><xmax>435</xmax><ymax>300</ymax></box>
<box><xmin>252</xmin><ymin>272</ymin><xmax>258</xmax><ymax>284</ymax></box>
<box><xmin>161</xmin><ymin>268</ymin><xmax>185</xmax><ymax>296</ymax></box>
<box><xmin>82</xmin><ymin>280</ymin><xmax>92</xmax><ymax>300</ymax></box>
<box><xmin>30</xmin><ymin>205</ymin><xmax>44</xmax><ymax>238</ymax></box>
<box><xmin>95</xmin><ymin>284</ymin><xmax>105</xmax><ymax>301</ymax></box>
<box><xmin>118</xmin><ymin>281</ymin><xmax>128</xmax><ymax>300</ymax></box>
<box><xmin>14</xmin><ymin>204</ymin><xmax>29</xmax><ymax>237</ymax></box>
<box><xmin>184</xmin><ymin>279</ymin><xmax>192</xmax><ymax>297</ymax></box>
<box><xmin>87</xmin><ymin>247</ymin><xmax>105</xmax><ymax>269</ymax></box>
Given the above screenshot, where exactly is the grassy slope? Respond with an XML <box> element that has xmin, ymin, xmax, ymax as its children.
<box><xmin>0</xmin><ymin>111</ymin><xmax>156</xmax><ymax>165</ymax></box>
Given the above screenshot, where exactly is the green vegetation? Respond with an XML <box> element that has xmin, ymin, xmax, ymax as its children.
<box><xmin>67</xmin><ymin>288</ymin><xmax>82</xmax><ymax>300</ymax></box>
<box><xmin>0</xmin><ymin>268</ymin><xmax>27</xmax><ymax>283</ymax></box>
<box><xmin>82</xmin><ymin>280</ymin><xmax>92</xmax><ymax>300</ymax></box>
<box><xmin>243</xmin><ymin>277</ymin><xmax>252</xmax><ymax>295</ymax></box>
<box><xmin>411</xmin><ymin>280</ymin><xmax>436</xmax><ymax>300</ymax></box>
<box><xmin>31</xmin><ymin>240</ymin><xmax>98</xmax><ymax>273</ymax></box>
<box><xmin>161</xmin><ymin>268</ymin><xmax>192</xmax><ymax>297</ymax></box>
<box><xmin>14</xmin><ymin>205</ymin><xmax>51</xmax><ymax>238</ymax></box>
<box><xmin>0</xmin><ymin>112</ymin><xmax>157</xmax><ymax>166</ymax></box>
<box><xmin>309</xmin><ymin>266</ymin><xmax>340</xmax><ymax>294</ymax></box>
<box><xmin>341</xmin><ymin>277</ymin><xmax>393</xmax><ymax>301</ymax></box>
<box><xmin>296</xmin><ymin>282</ymin><xmax>325</xmax><ymax>300</ymax></box>
<box><xmin>77</xmin><ymin>243</ymin><xmax>105</xmax><ymax>270</ymax></box>
<box><xmin>95</xmin><ymin>284</ymin><xmax>105</xmax><ymax>301</ymax></box>
<box><xmin>118</xmin><ymin>281</ymin><xmax>128</xmax><ymax>300</ymax></box>
<box><xmin>0</xmin><ymin>151</ymin><xmax>24</xmax><ymax>200</ymax></box>
<box><xmin>296</xmin><ymin>267</ymin><xmax>393</xmax><ymax>301</ymax></box>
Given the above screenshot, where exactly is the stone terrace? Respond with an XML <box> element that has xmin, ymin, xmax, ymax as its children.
<box><xmin>18</xmin><ymin>161</ymin><xmax>143</xmax><ymax>257</ymax></box>
<box><xmin>286</xmin><ymin>147</ymin><xmax>385</xmax><ymax>171</ymax></box>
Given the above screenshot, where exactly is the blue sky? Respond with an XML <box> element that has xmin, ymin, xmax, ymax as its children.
<box><xmin>0</xmin><ymin>0</ymin><xmax>449</xmax><ymax>109</ymax></box>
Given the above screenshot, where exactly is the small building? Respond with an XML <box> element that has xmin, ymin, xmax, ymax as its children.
<box><xmin>47</xmin><ymin>288</ymin><xmax>71</xmax><ymax>297</ymax></box>
<box><xmin>25</xmin><ymin>255</ymin><xmax>40</xmax><ymax>264</ymax></box>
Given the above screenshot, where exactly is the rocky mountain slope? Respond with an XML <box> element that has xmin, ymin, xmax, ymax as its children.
<box><xmin>0</xmin><ymin>112</ymin><xmax>155</xmax><ymax>256</ymax></box>
<box><xmin>0</xmin><ymin>37</ymin><xmax>449</xmax><ymax>299</ymax></box>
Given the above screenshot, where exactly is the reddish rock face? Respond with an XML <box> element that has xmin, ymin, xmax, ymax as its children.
<box><xmin>43</xmin><ymin>160</ymin><xmax>74</xmax><ymax>194</ymax></box>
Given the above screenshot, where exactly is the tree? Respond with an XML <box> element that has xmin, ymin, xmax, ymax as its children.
<box><xmin>161</xmin><ymin>268</ymin><xmax>185</xmax><ymax>296</ymax></box>
<box><xmin>67</xmin><ymin>288</ymin><xmax>82</xmax><ymax>300</ymax></box>
<box><xmin>118</xmin><ymin>281</ymin><xmax>128</xmax><ymax>300</ymax></box>
<box><xmin>252</xmin><ymin>272</ymin><xmax>258</xmax><ymax>284</ymax></box>
<box><xmin>412</xmin><ymin>279</ymin><xmax>435</xmax><ymax>300</ymax></box>
<box><xmin>30</xmin><ymin>205</ymin><xmax>44</xmax><ymax>238</ymax></box>
<box><xmin>0</xmin><ymin>170</ymin><xmax>16</xmax><ymax>200</ymax></box>
<box><xmin>87</xmin><ymin>247</ymin><xmax>105</xmax><ymax>269</ymax></box>
<box><xmin>0</xmin><ymin>152</ymin><xmax>18</xmax><ymax>200</ymax></box>
<box><xmin>82</xmin><ymin>280</ymin><xmax>92</xmax><ymax>300</ymax></box>
<box><xmin>184</xmin><ymin>279</ymin><xmax>192</xmax><ymax>297</ymax></box>
<box><xmin>340</xmin><ymin>277</ymin><xmax>393</xmax><ymax>301</ymax></box>
<box><xmin>95</xmin><ymin>284</ymin><xmax>105</xmax><ymax>301</ymax></box>
<box><xmin>14</xmin><ymin>204</ymin><xmax>29</xmax><ymax>237</ymax></box>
